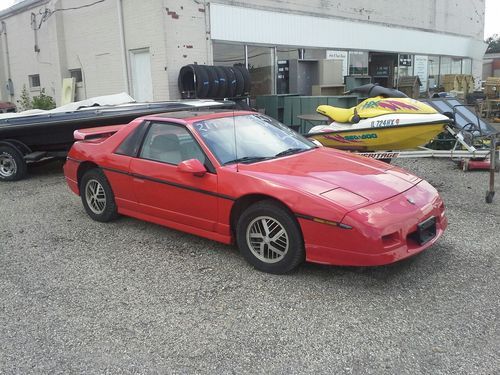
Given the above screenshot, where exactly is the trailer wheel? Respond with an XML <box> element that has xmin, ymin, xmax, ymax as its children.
<box><xmin>0</xmin><ymin>144</ymin><xmax>27</xmax><ymax>181</ymax></box>
<box><xmin>485</xmin><ymin>191</ymin><xmax>495</xmax><ymax>204</ymax></box>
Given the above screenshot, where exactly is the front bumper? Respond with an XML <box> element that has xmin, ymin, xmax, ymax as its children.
<box><xmin>300</xmin><ymin>180</ymin><xmax>448</xmax><ymax>266</ymax></box>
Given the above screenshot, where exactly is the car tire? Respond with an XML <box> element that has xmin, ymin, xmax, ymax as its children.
<box><xmin>232</xmin><ymin>66</ymin><xmax>245</xmax><ymax>97</ymax></box>
<box><xmin>178</xmin><ymin>65</ymin><xmax>195</xmax><ymax>98</ymax></box>
<box><xmin>80</xmin><ymin>169</ymin><xmax>118</xmax><ymax>222</ymax></box>
<box><xmin>234</xmin><ymin>65</ymin><xmax>251</xmax><ymax>96</ymax></box>
<box><xmin>213</xmin><ymin>66</ymin><xmax>227</xmax><ymax>98</ymax></box>
<box><xmin>222</xmin><ymin>66</ymin><xmax>237</xmax><ymax>98</ymax></box>
<box><xmin>0</xmin><ymin>144</ymin><xmax>27</xmax><ymax>182</ymax></box>
<box><xmin>194</xmin><ymin>65</ymin><xmax>210</xmax><ymax>98</ymax></box>
<box><xmin>205</xmin><ymin>66</ymin><xmax>220</xmax><ymax>98</ymax></box>
<box><xmin>236</xmin><ymin>200</ymin><xmax>305</xmax><ymax>274</ymax></box>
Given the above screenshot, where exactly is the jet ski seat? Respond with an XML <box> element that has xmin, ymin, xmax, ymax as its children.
<box><xmin>317</xmin><ymin>96</ymin><xmax>438</xmax><ymax>124</ymax></box>
<box><xmin>316</xmin><ymin>105</ymin><xmax>355</xmax><ymax>123</ymax></box>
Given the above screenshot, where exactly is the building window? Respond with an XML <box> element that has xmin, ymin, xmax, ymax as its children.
<box><xmin>247</xmin><ymin>45</ymin><xmax>275</xmax><ymax>97</ymax></box>
<box><xmin>348</xmin><ymin>51</ymin><xmax>369</xmax><ymax>75</ymax></box>
<box><xmin>438</xmin><ymin>56</ymin><xmax>453</xmax><ymax>90</ymax></box>
<box><xmin>29</xmin><ymin>74</ymin><xmax>40</xmax><ymax>89</ymax></box>
<box><xmin>326</xmin><ymin>50</ymin><xmax>349</xmax><ymax>78</ymax></box>
<box><xmin>69</xmin><ymin>69</ymin><xmax>83</xmax><ymax>83</ymax></box>
<box><xmin>451</xmin><ymin>58</ymin><xmax>462</xmax><ymax>74</ymax></box>
<box><xmin>213</xmin><ymin>42</ymin><xmax>245</xmax><ymax>66</ymax></box>
<box><xmin>462</xmin><ymin>59</ymin><xmax>472</xmax><ymax>75</ymax></box>
<box><xmin>277</xmin><ymin>47</ymin><xmax>300</xmax><ymax>61</ymax></box>
<box><xmin>303</xmin><ymin>48</ymin><xmax>327</xmax><ymax>60</ymax></box>
<box><xmin>397</xmin><ymin>54</ymin><xmax>414</xmax><ymax>77</ymax></box>
<box><xmin>276</xmin><ymin>48</ymin><xmax>300</xmax><ymax>94</ymax></box>
<box><xmin>428</xmin><ymin>56</ymin><xmax>440</xmax><ymax>90</ymax></box>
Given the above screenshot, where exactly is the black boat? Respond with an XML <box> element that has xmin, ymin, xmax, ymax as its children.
<box><xmin>0</xmin><ymin>96</ymin><xmax>234</xmax><ymax>181</ymax></box>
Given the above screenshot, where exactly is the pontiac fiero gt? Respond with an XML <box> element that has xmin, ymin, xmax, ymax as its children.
<box><xmin>64</xmin><ymin>111</ymin><xmax>447</xmax><ymax>274</ymax></box>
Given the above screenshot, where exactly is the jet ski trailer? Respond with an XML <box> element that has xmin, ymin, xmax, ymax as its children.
<box><xmin>304</xmin><ymin>85</ymin><xmax>499</xmax><ymax>203</ymax></box>
<box><xmin>0</xmin><ymin>95</ymin><xmax>234</xmax><ymax>181</ymax></box>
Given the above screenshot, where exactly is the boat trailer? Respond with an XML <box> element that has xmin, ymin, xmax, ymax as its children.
<box><xmin>356</xmin><ymin>126</ymin><xmax>499</xmax><ymax>203</ymax></box>
<box><xmin>302</xmin><ymin>98</ymin><xmax>500</xmax><ymax>204</ymax></box>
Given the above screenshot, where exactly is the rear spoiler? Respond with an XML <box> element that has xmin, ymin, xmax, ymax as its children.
<box><xmin>73</xmin><ymin>124</ymin><xmax>125</xmax><ymax>141</ymax></box>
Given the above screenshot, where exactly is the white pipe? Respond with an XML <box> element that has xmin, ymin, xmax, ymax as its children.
<box><xmin>1</xmin><ymin>21</ymin><xmax>13</xmax><ymax>101</ymax></box>
<box><xmin>116</xmin><ymin>0</ymin><xmax>130</xmax><ymax>94</ymax></box>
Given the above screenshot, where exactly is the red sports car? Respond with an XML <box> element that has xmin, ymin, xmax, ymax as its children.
<box><xmin>64</xmin><ymin>110</ymin><xmax>447</xmax><ymax>274</ymax></box>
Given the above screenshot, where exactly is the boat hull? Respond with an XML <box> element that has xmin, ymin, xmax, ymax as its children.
<box><xmin>0</xmin><ymin>101</ymin><xmax>233</xmax><ymax>151</ymax></box>
<box><xmin>308</xmin><ymin>122</ymin><xmax>447</xmax><ymax>151</ymax></box>
<box><xmin>0</xmin><ymin>114</ymin><xmax>138</xmax><ymax>151</ymax></box>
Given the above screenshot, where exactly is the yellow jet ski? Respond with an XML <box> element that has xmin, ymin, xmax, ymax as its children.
<box><xmin>308</xmin><ymin>84</ymin><xmax>452</xmax><ymax>151</ymax></box>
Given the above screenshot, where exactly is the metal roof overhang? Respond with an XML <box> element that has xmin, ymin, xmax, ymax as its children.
<box><xmin>210</xmin><ymin>4</ymin><xmax>487</xmax><ymax>60</ymax></box>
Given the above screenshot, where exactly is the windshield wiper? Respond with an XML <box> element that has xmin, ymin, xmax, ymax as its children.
<box><xmin>223</xmin><ymin>156</ymin><xmax>272</xmax><ymax>165</ymax></box>
<box><xmin>275</xmin><ymin>148</ymin><xmax>307</xmax><ymax>157</ymax></box>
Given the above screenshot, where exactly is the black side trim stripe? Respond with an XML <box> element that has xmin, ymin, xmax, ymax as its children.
<box><xmin>70</xmin><ymin>159</ymin><xmax>348</xmax><ymax>223</ymax></box>
<box><xmin>102</xmin><ymin>166</ymin><xmax>129</xmax><ymax>176</ymax></box>
<box><xmin>101</xmin><ymin>166</ymin><xmax>235</xmax><ymax>201</ymax></box>
<box><xmin>295</xmin><ymin>213</ymin><xmax>315</xmax><ymax>221</ymax></box>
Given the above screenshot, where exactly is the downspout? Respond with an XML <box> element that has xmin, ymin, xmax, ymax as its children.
<box><xmin>1</xmin><ymin>21</ymin><xmax>14</xmax><ymax>101</ymax></box>
<box><xmin>116</xmin><ymin>0</ymin><xmax>130</xmax><ymax>94</ymax></box>
<box><xmin>195</xmin><ymin>0</ymin><xmax>211</xmax><ymax>64</ymax></box>
<box><xmin>245</xmin><ymin>45</ymin><xmax>249</xmax><ymax>105</ymax></box>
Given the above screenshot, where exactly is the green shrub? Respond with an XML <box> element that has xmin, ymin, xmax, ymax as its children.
<box><xmin>17</xmin><ymin>86</ymin><xmax>56</xmax><ymax>111</ymax></box>
<box><xmin>32</xmin><ymin>88</ymin><xmax>56</xmax><ymax>110</ymax></box>
<box><xmin>17</xmin><ymin>85</ymin><xmax>32</xmax><ymax>111</ymax></box>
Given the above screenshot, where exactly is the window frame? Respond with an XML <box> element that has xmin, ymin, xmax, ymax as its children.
<box><xmin>192</xmin><ymin>113</ymin><xmax>316</xmax><ymax>166</ymax></box>
<box><xmin>114</xmin><ymin>121</ymin><xmax>149</xmax><ymax>157</ymax></box>
<box><xmin>133</xmin><ymin>120</ymin><xmax>216</xmax><ymax>173</ymax></box>
<box><xmin>28</xmin><ymin>74</ymin><xmax>41</xmax><ymax>89</ymax></box>
<box><xmin>69</xmin><ymin>68</ymin><xmax>83</xmax><ymax>83</ymax></box>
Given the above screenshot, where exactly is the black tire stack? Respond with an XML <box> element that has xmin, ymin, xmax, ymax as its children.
<box><xmin>178</xmin><ymin>64</ymin><xmax>251</xmax><ymax>99</ymax></box>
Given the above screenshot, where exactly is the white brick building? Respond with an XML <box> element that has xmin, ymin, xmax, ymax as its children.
<box><xmin>0</xmin><ymin>0</ymin><xmax>487</xmax><ymax>105</ymax></box>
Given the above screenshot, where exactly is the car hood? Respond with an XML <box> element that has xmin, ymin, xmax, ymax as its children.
<box><xmin>237</xmin><ymin>148</ymin><xmax>421</xmax><ymax>207</ymax></box>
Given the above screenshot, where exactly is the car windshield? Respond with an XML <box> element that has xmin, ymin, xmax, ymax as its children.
<box><xmin>193</xmin><ymin>114</ymin><xmax>316</xmax><ymax>165</ymax></box>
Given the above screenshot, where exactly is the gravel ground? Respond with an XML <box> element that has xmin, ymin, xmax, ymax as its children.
<box><xmin>0</xmin><ymin>157</ymin><xmax>499</xmax><ymax>374</ymax></box>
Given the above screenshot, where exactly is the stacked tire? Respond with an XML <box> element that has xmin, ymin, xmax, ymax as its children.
<box><xmin>178</xmin><ymin>64</ymin><xmax>251</xmax><ymax>99</ymax></box>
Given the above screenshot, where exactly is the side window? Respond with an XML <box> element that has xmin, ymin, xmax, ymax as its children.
<box><xmin>139</xmin><ymin>122</ymin><xmax>207</xmax><ymax>167</ymax></box>
<box><xmin>115</xmin><ymin>121</ymin><xmax>148</xmax><ymax>157</ymax></box>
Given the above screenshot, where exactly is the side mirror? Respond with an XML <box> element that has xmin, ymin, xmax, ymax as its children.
<box><xmin>177</xmin><ymin>159</ymin><xmax>207</xmax><ymax>177</ymax></box>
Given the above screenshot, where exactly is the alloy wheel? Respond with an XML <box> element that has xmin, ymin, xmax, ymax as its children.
<box><xmin>246</xmin><ymin>216</ymin><xmax>289</xmax><ymax>263</ymax></box>
<box><xmin>85</xmin><ymin>179</ymin><xmax>107</xmax><ymax>215</ymax></box>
